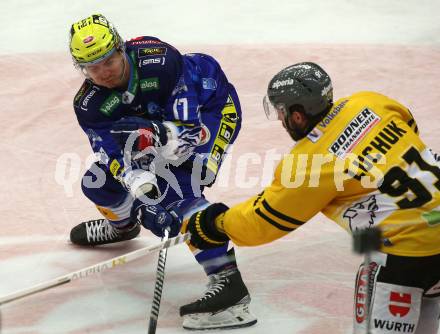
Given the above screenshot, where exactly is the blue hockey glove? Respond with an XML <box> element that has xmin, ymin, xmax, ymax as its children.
<box><xmin>131</xmin><ymin>198</ymin><xmax>182</xmax><ymax>238</ymax></box>
<box><xmin>110</xmin><ymin>117</ymin><xmax>168</xmax><ymax>153</ymax></box>
<box><xmin>183</xmin><ymin>203</ymin><xmax>230</xmax><ymax>249</ymax></box>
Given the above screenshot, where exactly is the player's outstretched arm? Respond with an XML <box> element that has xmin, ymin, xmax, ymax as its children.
<box><xmin>184</xmin><ymin>203</ymin><xmax>231</xmax><ymax>249</ymax></box>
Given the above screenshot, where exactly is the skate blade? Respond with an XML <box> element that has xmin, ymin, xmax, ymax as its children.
<box><xmin>182</xmin><ymin>303</ymin><xmax>257</xmax><ymax>331</ymax></box>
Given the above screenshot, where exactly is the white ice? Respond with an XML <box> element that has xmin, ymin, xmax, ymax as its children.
<box><xmin>1</xmin><ymin>1</ymin><xmax>440</xmax><ymax>333</ymax></box>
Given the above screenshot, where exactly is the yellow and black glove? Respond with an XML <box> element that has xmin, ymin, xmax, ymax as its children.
<box><xmin>185</xmin><ymin>203</ymin><xmax>230</xmax><ymax>249</ymax></box>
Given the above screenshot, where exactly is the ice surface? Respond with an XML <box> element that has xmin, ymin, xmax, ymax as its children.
<box><xmin>1</xmin><ymin>1</ymin><xmax>439</xmax><ymax>333</ymax></box>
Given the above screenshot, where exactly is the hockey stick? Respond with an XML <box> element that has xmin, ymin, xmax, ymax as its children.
<box><xmin>148</xmin><ymin>229</ymin><xmax>169</xmax><ymax>334</ymax></box>
<box><xmin>353</xmin><ymin>227</ymin><xmax>382</xmax><ymax>334</ymax></box>
<box><xmin>0</xmin><ymin>232</ymin><xmax>190</xmax><ymax>306</ymax></box>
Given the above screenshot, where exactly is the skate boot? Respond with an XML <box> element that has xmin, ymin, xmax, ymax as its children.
<box><xmin>180</xmin><ymin>268</ymin><xmax>257</xmax><ymax>330</ymax></box>
<box><xmin>70</xmin><ymin>219</ymin><xmax>140</xmax><ymax>246</ymax></box>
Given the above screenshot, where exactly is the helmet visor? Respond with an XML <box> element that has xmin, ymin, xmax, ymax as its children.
<box><xmin>77</xmin><ymin>47</ymin><xmax>117</xmax><ymax>68</ymax></box>
<box><xmin>263</xmin><ymin>95</ymin><xmax>285</xmax><ymax>121</ymax></box>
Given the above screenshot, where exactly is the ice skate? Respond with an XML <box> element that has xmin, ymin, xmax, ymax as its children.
<box><xmin>70</xmin><ymin>219</ymin><xmax>140</xmax><ymax>246</ymax></box>
<box><xmin>180</xmin><ymin>268</ymin><xmax>257</xmax><ymax>330</ymax></box>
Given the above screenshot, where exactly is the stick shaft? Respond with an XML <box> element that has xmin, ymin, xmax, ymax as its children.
<box><xmin>148</xmin><ymin>230</ymin><xmax>169</xmax><ymax>334</ymax></box>
<box><xmin>0</xmin><ymin>232</ymin><xmax>189</xmax><ymax>305</ymax></box>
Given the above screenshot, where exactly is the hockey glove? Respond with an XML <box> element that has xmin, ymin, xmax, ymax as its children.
<box><xmin>131</xmin><ymin>199</ymin><xmax>182</xmax><ymax>238</ymax></box>
<box><xmin>110</xmin><ymin>117</ymin><xmax>168</xmax><ymax>153</ymax></box>
<box><xmin>185</xmin><ymin>203</ymin><xmax>230</xmax><ymax>249</ymax></box>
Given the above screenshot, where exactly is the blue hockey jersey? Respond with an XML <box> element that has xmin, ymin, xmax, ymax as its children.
<box><xmin>73</xmin><ymin>36</ymin><xmax>234</xmax><ymax>179</ymax></box>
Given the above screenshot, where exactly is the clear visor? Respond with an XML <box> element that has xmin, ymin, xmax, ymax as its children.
<box><xmin>74</xmin><ymin>48</ymin><xmax>118</xmax><ymax>77</ymax></box>
<box><xmin>79</xmin><ymin>47</ymin><xmax>117</xmax><ymax>68</ymax></box>
<box><xmin>263</xmin><ymin>95</ymin><xmax>285</xmax><ymax>121</ymax></box>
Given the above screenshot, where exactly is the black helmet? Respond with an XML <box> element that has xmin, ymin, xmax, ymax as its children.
<box><xmin>263</xmin><ymin>62</ymin><xmax>333</xmax><ymax>140</ymax></box>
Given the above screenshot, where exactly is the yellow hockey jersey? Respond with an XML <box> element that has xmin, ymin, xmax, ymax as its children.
<box><xmin>220</xmin><ymin>91</ymin><xmax>440</xmax><ymax>257</ymax></box>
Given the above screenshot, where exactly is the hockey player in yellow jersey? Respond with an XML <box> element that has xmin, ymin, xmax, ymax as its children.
<box><xmin>183</xmin><ymin>62</ymin><xmax>440</xmax><ymax>333</ymax></box>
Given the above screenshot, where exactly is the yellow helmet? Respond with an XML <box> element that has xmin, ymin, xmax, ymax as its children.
<box><xmin>69</xmin><ymin>14</ymin><xmax>123</xmax><ymax>66</ymax></box>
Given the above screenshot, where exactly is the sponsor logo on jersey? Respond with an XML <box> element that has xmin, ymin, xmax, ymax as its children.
<box><xmin>109</xmin><ymin>159</ymin><xmax>121</xmax><ymax>176</ymax></box>
<box><xmin>373</xmin><ymin>319</ymin><xmax>415</xmax><ymax>333</ymax></box>
<box><xmin>218</xmin><ymin>123</ymin><xmax>234</xmax><ymax>143</ymax></box>
<box><xmin>306</xmin><ymin>128</ymin><xmax>323</xmax><ymax>143</ymax></box>
<box><xmin>139</xmin><ymin>57</ymin><xmax>165</xmax><ymax>67</ymax></box>
<box><xmin>210</xmin><ymin>144</ymin><xmax>224</xmax><ymax>164</ymax></box>
<box><xmin>202</xmin><ymin>78</ymin><xmax>217</xmax><ymax>90</ymax></box>
<box><xmin>199</xmin><ymin>124</ymin><xmax>211</xmax><ymax>145</ymax></box>
<box><xmin>129</xmin><ymin>39</ymin><xmax>163</xmax><ymax>45</ymax></box>
<box><xmin>138</xmin><ymin>47</ymin><xmax>167</xmax><ymax>57</ymax></box>
<box><xmin>329</xmin><ymin>108</ymin><xmax>380</xmax><ymax>158</ymax></box>
<box><xmin>343</xmin><ymin>195</ymin><xmax>378</xmax><ymax>231</ymax></box>
<box><xmin>271</xmin><ymin>78</ymin><xmax>294</xmax><ymax>89</ymax></box>
<box><xmin>203</xmin><ymin>95</ymin><xmax>239</xmax><ymax>176</ymax></box>
<box><xmin>99</xmin><ymin>93</ymin><xmax>121</xmax><ymax>116</ymax></box>
<box><xmin>74</xmin><ymin>81</ymin><xmax>93</xmax><ymax>108</ymax></box>
<box><xmin>140</xmin><ymin>77</ymin><xmax>160</xmax><ymax>91</ymax></box>
<box><xmin>370</xmin><ymin>293</ymin><xmax>415</xmax><ymax>333</ymax></box>
<box><xmin>319</xmin><ymin>100</ymin><xmax>348</xmax><ymax>128</ymax></box>
<box><xmin>389</xmin><ymin>292</ymin><xmax>411</xmax><ymax>317</ymax></box>
<box><xmin>81</xmin><ymin>89</ymin><xmax>96</xmax><ymax>110</ymax></box>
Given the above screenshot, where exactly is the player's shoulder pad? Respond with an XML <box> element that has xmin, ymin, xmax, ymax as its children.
<box><xmin>351</xmin><ymin>92</ymin><xmax>414</xmax><ymax>129</ymax></box>
<box><xmin>73</xmin><ymin>80</ymin><xmax>121</xmax><ymax>124</ymax></box>
<box><xmin>126</xmin><ymin>36</ymin><xmax>164</xmax><ymax>47</ymax></box>
<box><xmin>349</xmin><ymin>91</ymin><xmax>390</xmax><ymax>102</ymax></box>
<box><xmin>125</xmin><ymin>37</ymin><xmax>183</xmax><ymax>104</ymax></box>
<box><xmin>126</xmin><ymin>36</ymin><xmax>170</xmax><ymax>56</ymax></box>
<box><xmin>73</xmin><ymin>79</ymin><xmax>94</xmax><ymax>109</ymax></box>
<box><xmin>126</xmin><ymin>36</ymin><xmax>181</xmax><ymax>63</ymax></box>
<box><xmin>347</xmin><ymin>91</ymin><xmax>410</xmax><ymax>115</ymax></box>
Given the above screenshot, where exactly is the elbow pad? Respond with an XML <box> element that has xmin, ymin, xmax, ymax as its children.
<box><xmin>121</xmin><ymin>169</ymin><xmax>158</xmax><ymax>198</ymax></box>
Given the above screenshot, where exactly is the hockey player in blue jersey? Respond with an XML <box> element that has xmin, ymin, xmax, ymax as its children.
<box><xmin>68</xmin><ymin>14</ymin><xmax>256</xmax><ymax>330</ymax></box>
